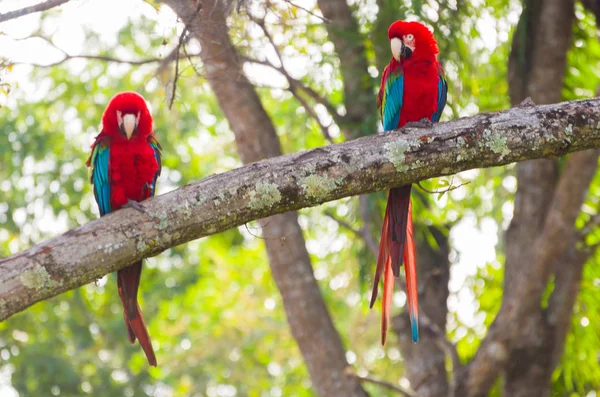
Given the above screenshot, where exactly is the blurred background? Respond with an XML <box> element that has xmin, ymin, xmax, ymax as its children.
<box><xmin>0</xmin><ymin>0</ymin><xmax>599</xmax><ymax>396</ymax></box>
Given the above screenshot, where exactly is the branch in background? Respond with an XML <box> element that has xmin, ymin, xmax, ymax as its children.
<box><xmin>419</xmin><ymin>312</ymin><xmax>462</xmax><ymax>375</ymax></box>
<box><xmin>579</xmin><ymin>211</ymin><xmax>600</xmax><ymax>240</ymax></box>
<box><xmin>166</xmin><ymin>2</ymin><xmax>202</xmax><ymax>109</ymax></box>
<box><xmin>246</xmin><ymin>13</ymin><xmax>337</xmax><ymax>143</ymax></box>
<box><xmin>291</xmin><ymin>86</ymin><xmax>335</xmax><ymax>143</ymax></box>
<box><xmin>0</xmin><ymin>0</ymin><xmax>69</xmax><ymax>23</ymax></box>
<box><xmin>392</xmin><ymin>278</ymin><xmax>462</xmax><ymax>384</ymax></box>
<box><xmin>168</xmin><ymin>1</ymin><xmax>368</xmax><ymax>395</ymax></box>
<box><xmin>242</xmin><ymin>55</ymin><xmax>345</xmax><ymax>126</ymax></box>
<box><xmin>244</xmin><ymin>12</ymin><xmax>342</xmax><ymax>141</ymax></box>
<box><xmin>282</xmin><ymin>0</ymin><xmax>331</xmax><ymax>23</ymax></box>
<box><xmin>12</xmin><ymin>34</ymin><xmax>200</xmax><ymax>69</ymax></box>
<box><xmin>351</xmin><ymin>372</ymin><xmax>416</xmax><ymax>397</ymax></box>
<box><xmin>1</xmin><ymin>98</ymin><xmax>599</xmax><ymax>322</ymax></box>
<box><xmin>415</xmin><ymin>178</ymin><xmax>471</xmax><ymax>196</ymax></box>
<box><xmin>324</xmin><ymin>210</ymin><xmax>378</xmax><ymax>256</ymax></box>
<box><xmin>316</xmin><ymin>0</ymin><xmax>375</xmax><ymax>140</ymax></box>
<box><xmin>168</xmin><ymin>27</ymin><xmax>188</xmax><ymax>109</ymax></box>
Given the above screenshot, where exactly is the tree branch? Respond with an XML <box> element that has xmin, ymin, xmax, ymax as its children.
<box><xmin>316</xmin><ymin>0</ymin><xmax>375</xmax><ymax>139</ymax></box>
<box><xmin>245</xmin><ymin>14</ymin><xmax>336</xmax><ymax>143</ymax></box>
<box><xmin>324</xmin><ymin>210</ymin><xmax>378</xmax><ymax>256</ymax></box>
<box><xmin>352</xmin><ymin>373</ymin><xmax>416</xmax><ymax>396</ymax></box>
<box><xmin>241</xmin><ymin>55</ymin><xmax>345</xmax><ymax>128</ymax></box>
<box><xmin>0</xmin><ymin>0</ymin><xmax>69</xmax><ymax>23</ymax></box>
<box><xmin>462</xmin><ymin>149</ymin><xmax>599</xmax><ymax>396</ymax></box>
<box><xmin>1</xmin><ymin>98</ymin><xmax>599</xmax><ymax>321</ymax></box>
<box><xmin>11</xmin><ymin>34</ymin><xmax>199</xmax><ymax>69</ymax></box>
<box><xmin>419</xmin><ymin>312</ymin><xmax>462</xmax><ymax>376</ymax></box>
<box><xmin>579</xmin><ymin>210</ymin><xmax>600</xmax><ymax>239</ymax></box>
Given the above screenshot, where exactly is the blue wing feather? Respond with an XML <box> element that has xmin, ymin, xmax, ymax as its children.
<box><xmin>91</xmin><ymin>143</ymin><xmax>112</xmax><ymax>216</ymax></box>
<box><xmin>432</xmin><ymin>73</ymin><xmax>448</xmax><ymax>123</ymax></box>
<box><xmin>379</xmin><ymin>65</ymin><xmax>447</xmax><ymax>129</ymax></box>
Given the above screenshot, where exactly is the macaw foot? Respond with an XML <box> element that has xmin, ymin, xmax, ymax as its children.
<box><xmin>123</xmin><ymin>199</ymin><xmax>148</xmax><ymax>215</ymax></box>
<box><xmin>402</xmin><ymin>118</ymin><xmax>433</xmax><ymax>129</ymax></box>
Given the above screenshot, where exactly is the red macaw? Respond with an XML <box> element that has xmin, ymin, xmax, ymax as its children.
<box><xmin>87</xmin><ymin>92</ymin><xmax>162</xmax><ymax>366</ymax></box>
<box><xmin>370</xmin><ymin>21</ymin><xmax>447</xmax><ymax>344</ymax></box>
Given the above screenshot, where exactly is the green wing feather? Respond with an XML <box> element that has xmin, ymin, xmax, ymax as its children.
<box><xmin>90</xmin><ymin>142</ymin><xmax>112</xmax><ymax>216</ymax></box>
<box><xmin>378</xmin><ymin>63</ymin><xmax>405</xmax><ymax>132</ymax></box>
<box><xmin>148</xmin><ymin>135</ymin><xmax>162</xmax><ymax>197</ymax></box>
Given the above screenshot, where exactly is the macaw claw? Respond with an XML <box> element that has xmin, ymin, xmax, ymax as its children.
<box><xmin>401</xmin><ymin>118</ymin><xmax>433</xmax><ymax>129</ymax></box>
<box><xmin>123</xmin><ymin>199</ymin><xmax>148</xmax><ymax>215</ymax></box>
<box><xmin>402</xmin><ymin>118</ymin><xmax>434</xmax><ymax>129</ymax></box>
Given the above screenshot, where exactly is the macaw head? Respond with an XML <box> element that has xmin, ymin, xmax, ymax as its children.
<box><xmin>101</xmin><ymin>91</ymin><xmax>153</xmax><ymax>140</ymax></box>
<box><xmin>388</xmin><ymin>20</ymin><xmax>439</xmax><ymax>62</ymax></box>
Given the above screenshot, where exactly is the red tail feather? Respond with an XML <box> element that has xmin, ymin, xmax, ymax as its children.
<box><xmin>117</xmin><ymin>261</ymin><xmax>157</xmax><ymax>366</ymax></box>
<box><xmin>371</xmin><ymin>185</ymin><xmax>419</xmax><ymax>344</ymax></box>
<box><xmin>381</xmin><ymin>255</ymin><xmax>394</xmax><ymax>345</ymax></box>
<box><xmin>370</xmin><ymin>205</ymin><xmax>390</xmax><ymax>308</ymax></box>
<box><xmin>404</xmin><ymin>201</ymin><xmax>419</xmax><ymax>342</ymax></box>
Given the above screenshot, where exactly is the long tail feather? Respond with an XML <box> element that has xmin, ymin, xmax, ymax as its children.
<box><xmin>371</xmin><ymin>185</ymin><xmax>418</xmax><ymax>345</ymax></box>
<box><xmin>389</xmin><ymin>186</ymin><xmax>412</xmax><ymax>277</ymax></box>
<box><xmin>404</xmin><ymin>200</ymin><xmax>419</xmax><ymax>342</ymax></box>
<box><xmin>117</xmin><ymin>261</ymin><xmax>157</xmax><ymax>367</ymax></box>
<box><xmin>370</xmin><ymin>204</ymin><xmax>390</xmax><ymax>308</ymax></box>
<box><xmin>381</xmin><ymin>255</ymin><xmax>394</xmax><ymax>345</ymax></box>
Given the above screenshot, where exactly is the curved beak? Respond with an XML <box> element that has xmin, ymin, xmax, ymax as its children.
<box><xmin>116</xmin><ymin>110</ymin><xmax>141</xmax><ymax>140</ymax></box>
<box><xmin>391</xmin><ymin>37</ymin><xmax>402</xmax><ymax>61</ymax></box>
<box><xmin>391</xmin><ymin>37</ymin><xmax>413</xmax><ymax>61</ymax></box>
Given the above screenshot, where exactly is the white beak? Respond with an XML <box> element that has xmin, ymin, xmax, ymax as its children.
<box><xmin>391</xmin><ymin>37</ymin><xmax>402</xmax><ymax>61</ymax></box>
<box><xmin>117</xmin><ymin>110</ymin><xmax>140</xmax><ymax>140</ymax></box>
<box><xmin>123</xmin><ymin>114</ymin><xmax>137</xmax><ymax>140</ymax></box>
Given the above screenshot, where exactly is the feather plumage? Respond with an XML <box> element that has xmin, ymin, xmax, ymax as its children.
<box><xmin>371</xmin><ymin>20</ymin><xmax>447</xmax><ymax>345</ymax></box>
<box><xmin>87</xmin><ymin>92</ymin><xmax>161</xmax><ymax>366</ymax></box>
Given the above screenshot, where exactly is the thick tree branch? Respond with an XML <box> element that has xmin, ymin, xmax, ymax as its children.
<box><xmin>1</xmin><ymin>98</ymin><xmax>600</xmax><ymax>322</ymax></box>
<box><xmin>0</xmin><ymin>0</ymin><xmax>69</xmax><ymax>23</ymax></box>
<box><xmin>463</xmin><ymin>150</ymin><xmax>598</xmax><ymax>396</ymax></box>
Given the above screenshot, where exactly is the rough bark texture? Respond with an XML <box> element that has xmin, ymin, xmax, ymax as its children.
<box><xmin>159</xmin><ymin>1</ymin><xmax>367</xmax><ymax>396</ymax></box>
<box><xmin>1</xmin><ymin>98</ymin><xmax>599</xmax><ymax>323</ymax></box>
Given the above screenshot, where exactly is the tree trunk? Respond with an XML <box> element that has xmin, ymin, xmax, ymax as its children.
<box><xmin>159</xmin><ymin>1</ymin><xmax>368</xmax><ymax>396</ymax></box>
<box><xmin>503</xmin><ymin>1</ymin><xmax>579</xmax><ymax>396</ymax></box>
<box><xmin>392</xmin><ymin>225</ymin><xmax>450</xmax><ymax>397</ymax></box>
<box><xmin>457</xmin><ymin>1</ymin><xmax>599</xmax><ymax>396</ymax></box>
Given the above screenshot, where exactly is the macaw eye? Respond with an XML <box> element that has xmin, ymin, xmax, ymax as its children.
<box><xmin>405</xmin><ymin>34</ymin><xmax>414</xmax><ymax>41</ymax></box>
